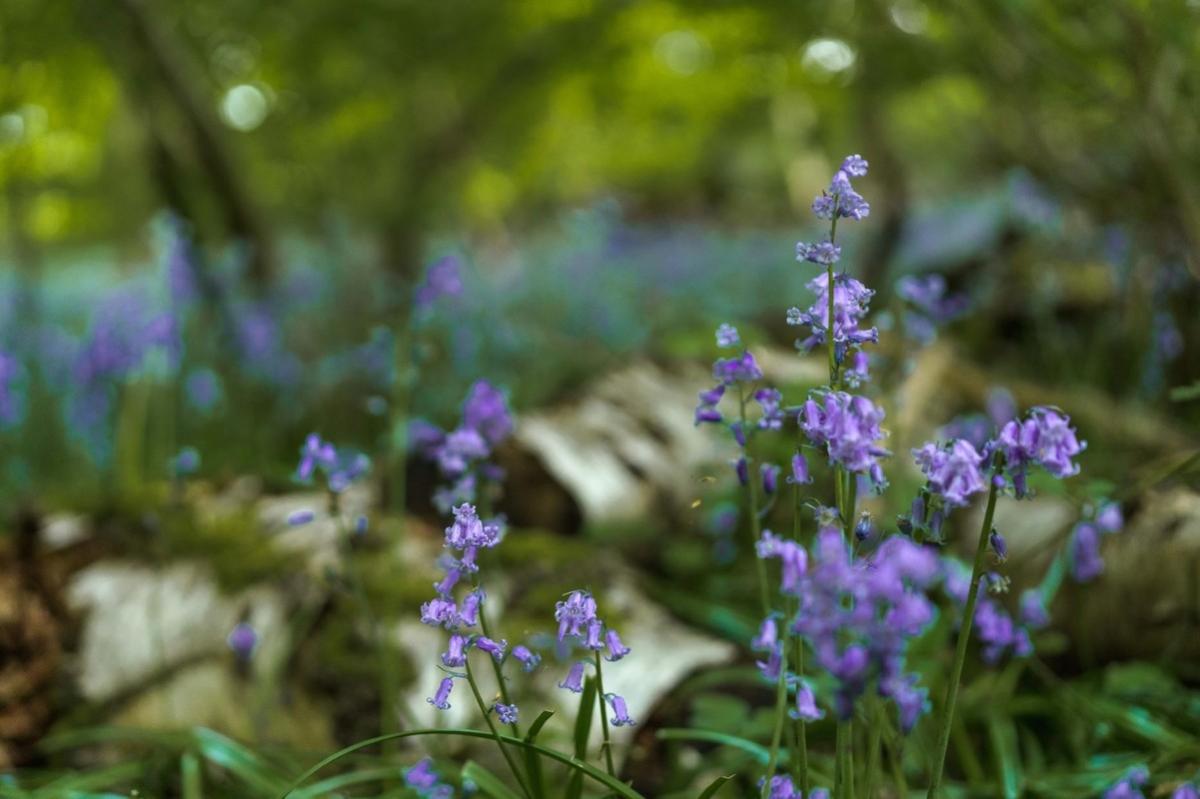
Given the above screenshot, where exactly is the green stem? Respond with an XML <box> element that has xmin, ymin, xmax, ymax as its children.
<box><xmin>761</xmin><ymin>648</ymin><xmax>790</xmax><ymax>797</ymax></box>
<box><xmin>465</xmin><ymin>659</ymin><xmax>532</xmax><ymax>798</ymax></box>
<box><xmin>477</xmin><ymin>599</ymin><xmax>521</xmax><ymax>739</ymax></box>
<box><xmin>790</xmin><ymin>472</ymin><xmax>810</xmax><ymax>795</ymax></box>
<box><xmin>826</xmin><ymin>215</ymin><xmax>840</xmax><ymax>385</ymax></box>
<box><xmin>926</xmin><ymin>480</ymin><xmax>1000</xmax><ymax>798</ymax></box>
<box><xmin>738</xmin><ymin>386</ymin><xmax>772</xmax><ymax>617</ymax></box>
<box><xmin>592</xmin><ymin>651</ymin><xmax>617</xmax><ymax>777</ymax></box>
<box><xmin>866</xmin><ymin>699</ymin><xmax>883</xmax><ymax>799</ymax></box>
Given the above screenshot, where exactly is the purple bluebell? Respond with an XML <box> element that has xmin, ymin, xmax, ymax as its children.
<box><xmin>555</xmin><ymin>591</ymin><xmax>598</xmax><ymax>641</ymax></box>
<box><xmin>1095</xmin><ymin>501</ymin><xmax>1124</xmax><ymax>534</ymax></box>
<box><xmin>854</xmin><ymin>513</ymin><xmax>873</xmax><ymax>542</ymax></box>
<box><xmin>287</xmin><ymin>509</ymin><xmax>315</xmax><ymax>527</ymax></box>
<box><xmin>420</xmin><ymin>598</ymin><xmax>461</xmax><ymax>629</ymax></box>
<box><xmin>788</xmin><ymin>273</ymin><xmax>879</xmax><ymax>354</ymax></box>
<box><xmin>800</xmin><ymin>391</ymin><xmax>890</xmax><ymax>480</ymax></box>
<box><xmin>809</xmin><ymin>159</ymin><xmax>871</xmax><ymax>221</ymax></box>
<box><xmin>789</xmin><ymin>452</ymin><xmax>813</xmax><ymax>485</ymax></box>
<box><xmin>226</xmin><ymin>622</ymin><xmax>258</xmax><ymax>660</ymax></box>
<box><xmin>494</xmin><ymin>702</ymin><xmax>519</xmax><ymax>725</ymax></box>
<box><xmin>1103</xmin><ymin>766</ymin><xmax>1149</xmax><ymax>799</ymax></box>
<box><xmin>790</xmin><ymin>679</ymin><xmax>824</xmax><ymax>722</ymax></box>
<box><xmin>296</xmin><ymin>433</ymin><xmax>337</xmax><ymax>482</ymax></box>
<box><xmin>512</xmin><ymin>644</ymin><xmax>542</xmax><ymax>672</ymax></box>
<box><xmin>1019</xmin><ymin>590</ymin><xmax>1050</xmax><ymax>629</ymax></box>
<box><xmin>427</xmin><ymin>676</ymin><xmax>454</xmax><ymax>710</ymax></box>
<box><xmin>437</xmin><ymin>428</ymin><xmax>489</xmax><ymax>477</ymax></box>
<box><xmin>913</xmin><ymin>439</ymin><xmax>986</xmax><ymax>508</ymax></box>
<box><xmin>404</xmin><ymin>757</ymin><xmax>441</xmax><ymax>790</ymax></box>
<box><xmin>755</xmin><ymin>388</ymin><xmax>785</xmax><ymax>430</ymax></box>
<box><xmin>604</xmin><ymin>629</ymin><xmax>631</xmax><ymax>662</ymax></box>
<box><xmin>896</xmin><ymin>274</ymin><xmax>969</xmax><ymax>343</ymax></box>
<box><xmin>354</xmin><ymin>515</ymin><xmax>369</xmax><ymax>535</ymax></box>
<box><xmin>795</xmin><ymin>240</ymin><xmax>841</xmax><ymax>266</ymax></box>
<box><xmin>606</xmin><ymin>693</ymin><xmax>635</xmax><ymax>726</ymax></box>
<box><xmin>761</xmin><ymin>463</ymin><xmax>781</xmax><ymax>495</ymax></box>
<box><xmin>1173</xmin><ymin>784</ymin><xmax>1200</xmax><ymax>799</ymax></box>
<box><xmin>584</xmin><ymin>619</ymin><xmax>604</xmax><ymax>650</ymax></box>
<box><xmin>184</xmin><ymin>368</ymin><xmax>223</xmax><ymax>415</ymax></box>
<box><xmin>990</xmin><ymin>531</ymin><xmax>1008</xmax><ymax>561</ymax></box>
<box><xmin>1069</xmin><ymin>522</ymin><xmax>1105</xmax><ymax>583</ymax></box>
<box><xmin>715</xmin><ymin>323</ymin><xmax>740</xmax><ymax>348</ymax></box>
<box><xmin>712</xmin><ymin>350</ymin><xmax>763</xmax><ymax>385</ymax></box>
<box><xmin>752</xmin><ymin>617</ymin><xmax>778</xmax><ymax>652</ymax></box>
<box><xmin>734</xmin><ymin>456</ymin><xmax>749</xmax><ymax>486</ymax></box>
<box><xmin>558</xmin><ymin>661</ymin><xmax>586</xmax><ymax>693</ymax></box>
<box><xmin>441</xmin><ymin>634</ymin><xmax>469</xmax><ymax>667</ymax></box>
<box><xmin>414</xmin><ymin>255</ymin><xmax>464</xmax><ymax>308</ymax></box>
<box><xmin>458</xmin><ymin>589</ymin><xmax>484</xmax><ymax>626</ymax></box>
<box><xmin>462</xmin><ymin>380</ymin><xmax>513</xmax><ymax>447</ymax></box>
<box><xmin>171</xmin><ymin>446</ymin><xmax>201</xmax><ymax>477</ymax></box>
<box><xmin>993</xmin><ymin>407</ymin><xmax>1086</xmax><ymax>490</ymax></box>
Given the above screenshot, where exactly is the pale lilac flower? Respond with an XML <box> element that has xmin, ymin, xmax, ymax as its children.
<box><xmin>752</xmin><ymin>617</ymin><xmax>778</xmax><ymax>652</ymax></box>
<box><xmin>415</xmin><ymin>255</ymin><xmax>463</xmax><ymax>308</ymax></box>
<box><xmin>755</xmin><ymin>388</ymin><xmax>785</xmax><ymax>430</ymax></box>
<box><xmin>795</xmin><ymin>240</ymin><xmax>841</xmax><ymax>266</ymax></box>
<box><xmin>462</xmin><ymin>380</ymin><xmax>513</xmax><ymax>447</ymax></box>
<box><xmin>716</xmin><ymin>323</ymin><xmax>740</xmax><ymax>348</ymax></box>
<box><xmin>1070</xmin><ymin>522</ymin><xmax>1105</xmax><ymax>582</ymax></box>
<box><xmin>584</xmin><ymin>619</ymin><xmax>604</xmax><ymax>650</ymax></box>
<box><xmin>712</xmin><ymin>350</ymin><xmax>763</xmax><ymax>385</ymax></box>
<box><xmin>1096</xmin><ymin>501</ymin><xmax>1123</xmax><ymax>534</ymax></box>
<box><xmin>227</xmin><ymin>622</ymin><xmax>258</xmax><ymax>660</ymax></box>
<box><xmin>287</xmin><ymin>509</ymin><xmax>315</xmax><ymax>526</ymax></box>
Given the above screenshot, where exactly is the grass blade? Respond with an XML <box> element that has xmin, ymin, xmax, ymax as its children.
<box><xmin>574</xmin><ymin>677</ymin><xmax>597</xmax><ymax>761</ymax></box>
<box><xmin>655</xmin><ymin>729</ymin><xmax>770</xmax><ymax>765</ymax></box>
<box><xmin>695</xmin><ymin>774</ymin><xmax>734</xmax><ymax>799</ymax></box>
<box><xmin>465</xmin><ymin>761</ymin><xmax>525</xmax><ymax>799</ymax></box>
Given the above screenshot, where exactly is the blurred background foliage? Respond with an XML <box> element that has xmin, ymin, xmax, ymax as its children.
<box><xmin>1</xmin><ymin>0</ymin><xmax>1200</xmax><ymax>795</ymax></box>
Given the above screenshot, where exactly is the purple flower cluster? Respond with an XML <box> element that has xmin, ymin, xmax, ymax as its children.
<box><xmin>896</xmin><ymin>273</ymin><xmax>969</xmax><ymax>344</ymax></box>
<box><xmin>553</xmin><ymin>589</ymin><xmax>634</xmax><ymax>724</ymax></box>
<box><xmin>294</xmin><ymin>433</ymin><xmax>371</xmax><ymax>493</ymax></box>
<box><xmin>762</xmin><ymin>775</ymin><xmax>830</xmax><ymax>799</ymax></box>
<box><xmin>992</xmin><ymin>406</ymin><xmax>1086</xmax><ymax>496</ymax></box>
<box><xmin>413</xmin><ymin>380</ymin><xmax>514</xmax><ymax>512</ymax></box>
<box><xmin>420</xmin><ymin>503</ymin><xmax>530</xmax><ymax>713</ymax></box>
<box><xmin>415</xmin><ymin>255</ymin><xmax>464</xmax><ymax>309</ymax></box>
<box><xmin>943</xmin><ymin>562</ymin><xmax>1049</xmax><ymax>664</ymax></box>
<box><xmin>404</xmin><ymin>757</ymin><xmax>454</xmax><ymax>799</ymax></box>
<box><xmin>912</xmin><ymin>439</ymin><xmax>986</xmax><ymax>508</ymax></box>
<box><xmin>0</xmin><ymin>351</ymin><xmax>25</xmax><ymax>429</ymax></box>
<box><xmin>800</xmin><ymin>391</ymin><xmax>889</xmax><ymax>487</ymax></box>
<box><xmin>762</xmin><ymin>524</ymin><xmax>941</xmax><ymax>731</ymax></box>
<box><xmin>787</xmin><ymin>273</ymin><xmax>879</xmax><ymax>356</ymax></box>
<box><xmin>1103</xmin><ymin>766</ymin><xmax>1149</xmax><ymax>799</ymax></box>
<box><xmin>1069</xmin><ymin>499</ymin><xmax>1124</xmax><ymax>583</ymax></box>
<box><xmin>808</xmin><ymin>154</ymin><xmax>871</xmax><ymax>225</ymax></box>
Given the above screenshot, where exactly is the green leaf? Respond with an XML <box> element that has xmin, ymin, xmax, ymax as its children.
<box><xmin>464</xmin><ymin>761</ymin><xmax>524</xmax><ymax>799</ymax></box>
<box><xmin>655</xmin><ymin>729</ymin><xmax>770</xmax><ymax>764</ymax></box>
<box><xmin>526</xmin><ymin>710</ymin><xmax>555</xmax><ymax>743</ymax></box>
<box><xmin>524</xmin><ymin>710</ymin><xmax>554</xmax><ymax>799</ymax></box>
<box><xmin>290</xmin><ymin>767</ymin><xmax>401</xmax><ymax>799</ymax></box>
<box><xmin>574</xmin><ymin>677</ymin><xmax>598</xmax><ymax>761</ymax></box>
<box><xmin>563</xmin><ymin>770</ymin><xmax>584</xmax><ymax>799</ymax></box>
<box><xmin>181</xmin><ymin>752</ymin><xmax>203</xmax><ymax>799</ymax></box>
<box><xmin>695</xmin><ymin>774</ymin><xmax>734</xmax><ymax>799</ymax></box>
<box><xmin>193</xmin><ymin>727</ymin><xmax>288</xmax><ymax>795</ymax></box>
<box><xmin>279</xmin><ymin>728</ymin><xmax>645</xmax><ymax>799</ymax></box>
<box><xmin>987</xmin><ymin>714</ymin><xmax>1022</xmax><ymax>799</ymax></box>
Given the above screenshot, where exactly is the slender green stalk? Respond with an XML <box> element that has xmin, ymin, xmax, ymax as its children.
<box><xmin>826</xmin><ymin>216</ymin><xmax>840</xmax><ymax>384</ymax></box>
<box><xmin>738</xmin><ymin>386</ymin><xmax>772</xmax><ymax>617</ymax></box>
<box><xmin>866</xmin><ymin>699</ymin><xmax>883</xmax><ymax>799</ymax></box>
<box><xmin>477</xmin><ymin>599</ymin><xmax>521</xmax><ymax>738</ymax></box>
<box><xmin>926</xmin><ymin>480</ymin><xmax>1000</xmax><ymax>797</ymax></box>
<box><xmin>761</xmin><ymin>649</ymin><xmax>790</xmax><ymax>797</ymax></box>
<box><xmin>790</xmin><ymin>478</ymin><xmax>810</xmax><ymax>795</ymax></box>
<box><xmin>592</xmin><ymin>651</ymin><xmax>617</xmax><ymax>777</ymax></box>
<box><xmin>464</xmin><ymin>659</ymin><xmax>532</xmax><ymax>798</ymax></box>
<box><xmin>889</xmin><ymin>736</ymin><xmax>910</xmax><ymax>798</ymax></box>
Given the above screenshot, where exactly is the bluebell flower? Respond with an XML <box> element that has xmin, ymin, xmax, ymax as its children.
<box><xmin>414</xmin><ymin>255</ymin><xmax>464</xmax><ymax>309</ymax></box>
<box><xmin>287</xmin><ymin>509</ymin><xmax>315</xmax><ymax>527</ymax></box>
<box><xmin>715</xmin><ymin>323</ymin><xmax>740</xmax><ymax>348</ymax></box>
<box><xmin>494</xmin><ymin>702</ymin><xmax>519</xmax><ymax>725</ymax></box>
<box><xmin>555</xmin><ymin>591</ymin><xmax>598</xmax><ymax>641</ymax></box>
<box><xmin>604</xmin><ymin>629</ymin><xmax>631</xmax><ymax>662</ymax></box>
<box><xmin>427</xmin><ymin>676</ymin><xmax>454</xmax><ymax>710</ymax></box>
<box><xmin>606</xmin><ymin>693</ymin><xmax>635</xmax><ymax>726</ymax></box>
<box><xmin>512</xmin><ymin>644</ymin><xmax>542</xmax><ymax>672</ymax></box>
<box><xmin>912</xmin><ymin>439</ymin><xmax>986</xmax><ymax>508</ymax></box>
<box><xmin>558</xmin><ymin>662</ymin><xmax>586</xmax><ymax>693</ymax></box>
<box><xmin>1103</xmin><ymin>766</ymin><xmax>1149</xmax><ymax>799</ymax></box>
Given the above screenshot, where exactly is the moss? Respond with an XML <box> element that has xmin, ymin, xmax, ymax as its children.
<box><xmin>156</xmin><ymin>507</ymin><xmax>299</xmax><ymax>592</ymax></box>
